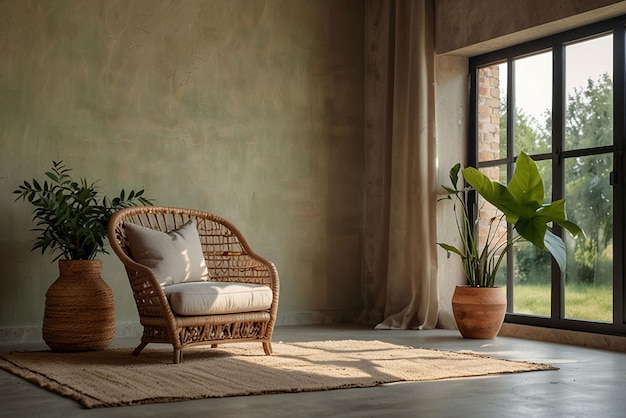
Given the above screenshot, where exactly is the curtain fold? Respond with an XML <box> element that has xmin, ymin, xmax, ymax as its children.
<box><xmin>361</xmin><ymin>0</ymin><xmax>438</xmax><ymax>330</ymax></box>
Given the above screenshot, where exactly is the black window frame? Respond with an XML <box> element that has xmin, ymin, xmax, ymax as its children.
<box><xmin>468</xmin><ymin>16</ymin><xmax>626</xmax><ymax>336</ymax></box>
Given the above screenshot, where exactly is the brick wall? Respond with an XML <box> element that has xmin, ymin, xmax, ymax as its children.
<box><xmin>476</xmin><ymin>65</ymin><xmax>506</xmax><ymax>253</ymax></box>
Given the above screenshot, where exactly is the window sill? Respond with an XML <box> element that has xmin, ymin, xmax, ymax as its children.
<box><xmin>499</xmin><ymin>323</ymin><xmax>626</xmax><ymax>352</ymax></box>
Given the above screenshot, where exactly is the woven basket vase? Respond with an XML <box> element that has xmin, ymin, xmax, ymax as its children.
<box><xmin>43</xmin><ymin>259</ymin><xmax>116</xmax><ymax>352</ymax></box>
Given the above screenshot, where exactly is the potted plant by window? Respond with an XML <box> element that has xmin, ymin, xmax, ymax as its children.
<box><xmin>14</xmin><ymin>161</ymin><xmax>152</xmax><ymax>351</ymax></box>
<box><xmin>438</xmin><ymin>151</ymin><xmax>583</xmax><ymax>338</ymax></box>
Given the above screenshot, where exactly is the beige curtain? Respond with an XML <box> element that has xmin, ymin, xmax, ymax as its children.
<box><xmin>361</xmin><ymin>0</ymin><xmax>438</xmax><ymax>330</ymax></box>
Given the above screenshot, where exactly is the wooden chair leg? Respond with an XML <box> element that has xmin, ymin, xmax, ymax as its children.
<box><xmin>132</xmin><ymin>341</ymin><xmax>148</xmax><ymax>356</ymax></box>
<box><xmin>263</xmin><ymin>342</ymin><xmax>272</xmax><ymax>355</ymax></box>
<box><xmin>173</xmin><ymin>348</ymin><xmax>182</xmax><ymax>364</ymax></box>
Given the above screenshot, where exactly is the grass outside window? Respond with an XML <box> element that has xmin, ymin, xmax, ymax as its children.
<box><xmin>507</xmin><ymin>284</ymin><xmax>612</xmax><ymax>322</ymax></box>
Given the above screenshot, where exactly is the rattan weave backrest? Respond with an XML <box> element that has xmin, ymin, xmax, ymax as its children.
<box><xmin>108</xmin><ymin>206</ymin><xmax>272</xmax><ymax>285</ymax></box>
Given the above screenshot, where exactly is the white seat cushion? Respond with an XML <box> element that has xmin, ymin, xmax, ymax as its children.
<box><xmin>164</xmin><ymin>282</ymin><xmax>273</xmax><ymax>316</ymax></box>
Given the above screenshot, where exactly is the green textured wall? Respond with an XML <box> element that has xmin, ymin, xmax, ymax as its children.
<box><xmin>0</xmin><ymin>0</ymin><xmax>364</xmax><ymax>341</ymax></box>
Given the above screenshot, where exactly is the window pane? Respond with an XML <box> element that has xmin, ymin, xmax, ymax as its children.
<box><xmin>477</xmin><ymin>63</ymin><xmax>506</xmax><ymax>162</ymax></box>
<box><xmin>513</xmin><ymin>51</ymin><xmax>552</xmax><ymax>155</ymax></box>
<box><xmin>565</xmin><ymin>35</ymin><xmax>613</xmax><ymax>151</ymax></box>
<box><xmin>512</xmin><ymin>242</ymin><xmax>551</xmax><ymax>317</ymax></box>
<box><xmin>535</xmin><ymin>158</ymin><xmax>553</xmax><ymax>202</ymax></box>
<box><xmin>564</xmin><ymin>154</ymin><xmax>613</xmax><ymax>322</ymax></box>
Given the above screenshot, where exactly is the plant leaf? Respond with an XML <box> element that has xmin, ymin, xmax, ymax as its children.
<box><xmin>507</xmin><ymin>151</ymin><xmax>543</xmax><ymax>211</ymax></box>
<box><xmin>462</xmin><ymin>167</ymin><xmax>520</xmax><ymax>224</ymax></box>
<box><xmin>536</xmin><ymin>200</ymin><xmax>584</xmax><ymax>237</ymax></box>
<box><xmin>45</xmin><ymin>171</ymin><xmax>58</xmax><ymax>182</ymax></box>
<box><xmin>543</xmin><ymin>229</ymin><xmax>566</xmax><ymax>271</ymax></box>
<box><xmin>449</xmin><ymin>163</ymin><xmax>461</xmax><ymax>190</ymax></box>
<box><xmin>514</xmin><ymin>217</ymin><xmax>547</xmax><ymax>249</ymax></box>
<box><xmin>437</xmin><ymin>243</ymin><xmax>465</xmax><ymax>258</ymax></box>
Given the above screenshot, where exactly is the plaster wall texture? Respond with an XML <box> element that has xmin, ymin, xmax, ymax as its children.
<box><xmin>434</xmin><ymin>54</ymin><xmax>468</xmax><ymax>329</ymax></box>
<box><xmin>435</xmin><ymin>0</ymin><xmax>626</xmax><ymax>55</ymax></box>
<box><xmin>0</xmin><ymin>0</ymin><xmax>364</xmax><ymax>341</ymax></box>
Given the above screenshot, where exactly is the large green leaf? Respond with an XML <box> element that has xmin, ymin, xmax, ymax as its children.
<box><xmin>462</xmin><ymin>167</ymin><xmax>520</xmax><ymax>224</ymax></box>
<box><xmin>559</xmin><ymin>220</ymin><xmax>584</xmax><ymax>238</ymax></box>
<box><xmin>514</xmin><ymin>217</ymin><xmax>547</xmax><ymax>249</ymax></box>
<box><xmin>536</xmin><ymin>201</ymin><xmax>584</xmax><ymax>237</ymax></box>
<box><xmin>543</xmin><ymin>229</ymin><xmax>566</xmax><ymax>271</ymax></box>
<box><xmin>507</xmin><ymin>151</ymin><xmax>544</xmax><ymax>212</ymax></box>
<box><xmin>536</xmin><ymin>199</ymin><xmax>566</xmax><ymax>219</ymax></box>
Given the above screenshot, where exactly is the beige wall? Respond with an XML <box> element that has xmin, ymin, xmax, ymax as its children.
<box><xmin>435</xmin><ymin>0</ymin><xmax>626</xmax><ymax>55</ymax></box>
<box><xmin>434</xmin><ymin>54</ymin><xmax>468</xmax><ymax>329</ymax></box>
<box><xmin>0</xmin><ymin>0</ymin><xmax>364</xmax><ymax>341</ymax></box>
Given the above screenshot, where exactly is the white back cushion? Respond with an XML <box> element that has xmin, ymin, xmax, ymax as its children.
<box><xmin>125</xmin><ymin>219</ymin><xmax>210</xmax><ymax>286</ymax></box>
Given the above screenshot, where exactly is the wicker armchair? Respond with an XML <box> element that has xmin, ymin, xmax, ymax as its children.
<box><xmin>107</xmin><ymin>206</ymin><xmax>279</xmax><ymax>364</ymax></box>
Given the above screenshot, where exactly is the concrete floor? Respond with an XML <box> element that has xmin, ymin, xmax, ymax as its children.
<box><xmin>1</xmin><ymin>323</ymin><xmax>625</xmax><ymax>418</ymax></box>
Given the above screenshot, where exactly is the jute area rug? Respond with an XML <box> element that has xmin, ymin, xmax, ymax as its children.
<box><xmin>0</xmin><ymin>339</ymin><xmax>557</xmax><ymax>409</ymax></box>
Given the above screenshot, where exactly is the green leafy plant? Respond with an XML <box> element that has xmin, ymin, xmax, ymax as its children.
<box><xmin>438</xmin><ymin>151</ymin><xmax>583</xmax><ymax>287</ymax></box>
<box><xmin>14</xmin><ymin>160</ymin><xmax>153</xmax><ymax>261</ymax></box>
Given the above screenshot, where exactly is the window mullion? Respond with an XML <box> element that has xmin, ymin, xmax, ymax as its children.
<box><xmin>506</xmin><ymin>58</ymin><xmax>515</xmax><ymax>311</ymax></box>
<box><xmin>551</xmin><ymin>44</ymin><xmax>565</xmax><ymax>321</ymax></box>
<box><xmin>612</xmin><ymin>21</ymin><xmax>625</xmax><ymax>327</ymax></box>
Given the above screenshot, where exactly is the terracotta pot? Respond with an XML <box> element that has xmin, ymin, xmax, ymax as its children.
<box><xmin>43</xmin><ymin>260</ymin><xmax>116</xmax><ymax>351</ymax></box>
<box><xmin>452</xmin><ymin>285</ymin><xmax>506</xmax><ymax>339</ymax></box>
